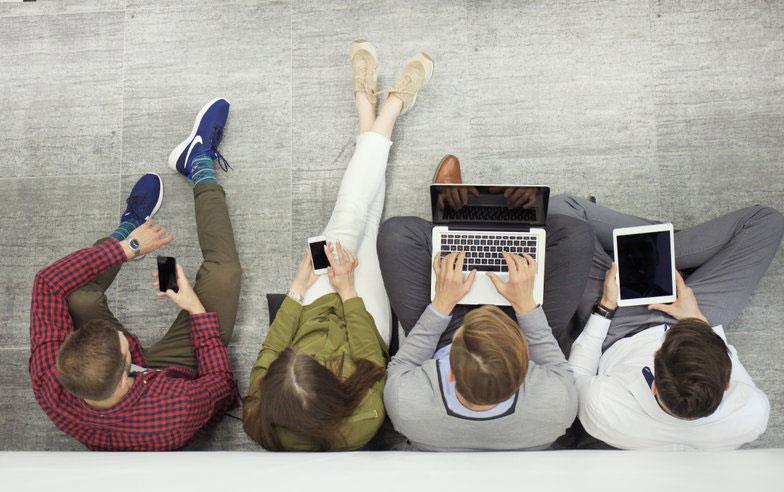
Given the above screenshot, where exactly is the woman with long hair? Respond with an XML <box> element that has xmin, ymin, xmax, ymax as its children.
<box><xmin>243</xmin><ymin>40</ymin><xmax>433</xmax><ymax>450</ymax></box>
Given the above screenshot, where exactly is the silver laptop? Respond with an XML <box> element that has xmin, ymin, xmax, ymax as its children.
<box><xmin>430</xmin><ymin>185</ymin><xmax>549</xmax><ymax>306</ymax></box>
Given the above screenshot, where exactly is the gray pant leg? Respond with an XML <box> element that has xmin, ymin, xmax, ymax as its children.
<box><xmin>549</xmin><ymin>195</ymin><xmax>784</xmax><ymax>348</ymax></box>
<box><xmin>548</xmin><ymin>195</ymin><xmax>665</xmax><ymax>347</ymax></box>
<box><xmin>672</xmin><ymin>206</ymin><xmax>784</xmax><ymax>327</ymax></box>
<box><xmin>377</xmin><ymin>217</ymin><xmax>435</xmax><ymax>333</ymax></box>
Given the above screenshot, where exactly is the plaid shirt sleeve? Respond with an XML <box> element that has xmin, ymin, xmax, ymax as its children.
<box><xmin>179</xmin><ymin>312</ymin><xmax>239</xmax><ymax>437</ymax></box>
<box><xmin>29</xmin><ymin>239</ymin><xmax>127</xmax><ymax>383</ymax></box>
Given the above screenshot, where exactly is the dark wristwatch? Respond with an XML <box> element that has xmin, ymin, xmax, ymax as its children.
<box><xmin>128</xmin><ymin>237</ymin><xmax>141</xmax><ymax>258</ymax></box>
<box><xmin>593</xmin><ymin>301</ymin><xmax>617</xmax><ymax>319</ymax></box>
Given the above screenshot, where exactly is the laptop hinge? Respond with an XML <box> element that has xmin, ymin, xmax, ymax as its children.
<box><xmin>447</xmin><ymin>224</ymin><xmax>533</xmax><ymax>232</ymax></box>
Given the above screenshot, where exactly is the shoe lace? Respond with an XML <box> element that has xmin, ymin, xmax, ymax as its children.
<box><xmin>210</xmin><ymin>126</ymin><xmax>232</xmax><ymax>172</ymax></box>
<box><xmin>386</xmin><ymin>65</ymin><xmax>424</xmax><ymax>96</ymax></box>
<box><xmin>126</xmin><ymin>194</ymin><xmax>153</xmax><ymax>220</ymax></box>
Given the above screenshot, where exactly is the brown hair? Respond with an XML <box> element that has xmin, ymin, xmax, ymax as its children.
<box><xmin>56</xmin><ymin>320</ymin><xmax>127</xmax><ymax>400</ymax></box>
<box><xmin>654</xmin><ymin>318</ymin><xmax>731</xmax><ymax>419</ymax></box>
<box><xmin>242</xmin><ymin>348</ymin><xmax>386</xmax><ymax>451</ymax></box>
<box><xmin>449</xmin><ymin>305</ymin><xmax>528</xmax><ymax>406</ymax></box>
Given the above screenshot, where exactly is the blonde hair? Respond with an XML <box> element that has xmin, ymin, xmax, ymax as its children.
<box><xmin>449</xmin><ymin>305</ymin><xmax>528</xmax><ymax>405</ymax></box>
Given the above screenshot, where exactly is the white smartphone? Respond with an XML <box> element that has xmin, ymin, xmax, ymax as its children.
<box><xmin>308</xmin><ymin>236</ymin><xmax>330</xmax><ymax>275</ymax></box>
<box><xmin>613</xmin><ymin>223</ymin><xmax>676</xmax><ymax>307</ymax></box>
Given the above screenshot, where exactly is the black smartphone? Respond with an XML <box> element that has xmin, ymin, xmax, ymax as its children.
<box><xmin>157</xmin><ymin>256</ymin><xmax>179</xmax><ymax>293</ymax></box>
<box><xmin>308</xmin><ymin>236</ymin><xmax>330</xmax><ymax>274</ymax></box>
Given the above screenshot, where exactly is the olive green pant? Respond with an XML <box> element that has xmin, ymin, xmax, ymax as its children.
<box><xmin>67</xmin><ymin>184</ymin><xmax>241</xmax><ymax>370</ymax></box>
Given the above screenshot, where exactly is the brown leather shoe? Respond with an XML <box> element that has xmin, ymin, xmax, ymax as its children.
<box><xmin>432</xmin><ymin>154</ymin><xmax>462</xmax><ymax>184</ymax></box>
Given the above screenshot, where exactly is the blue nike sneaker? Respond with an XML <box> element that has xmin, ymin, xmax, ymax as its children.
<box><xmin>120</xmin><ymin>173</ymin><xmax>163</xmax><ymax>224</ymax></box>
<box><xmin>168</xmin><ymin>98</ymin><xmax>231</xmax><ymax>179</ymax></box>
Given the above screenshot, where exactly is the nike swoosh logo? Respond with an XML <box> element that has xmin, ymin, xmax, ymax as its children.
<box><xmin>184</xmin><ymin>135</ymin><xmax>203</xmax><ymax>174</ymax></box>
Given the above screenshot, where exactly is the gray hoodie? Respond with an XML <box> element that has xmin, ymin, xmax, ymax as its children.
<box><xmin>384</xmin><ymin>305</ymin><xmax>577</xmax><ymax>451</ymax></box>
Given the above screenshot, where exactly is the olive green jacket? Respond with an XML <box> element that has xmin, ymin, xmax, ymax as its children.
<box><xmin>249</xmin><ymin>293</ymin><xmax>388</xmax><ymax>451</ymax></box>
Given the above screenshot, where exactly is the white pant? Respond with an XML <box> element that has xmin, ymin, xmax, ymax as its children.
<box><xmin>302</xmin><ymin>132</ymin><xmax>392</xmax><ymax>346</ymax></box>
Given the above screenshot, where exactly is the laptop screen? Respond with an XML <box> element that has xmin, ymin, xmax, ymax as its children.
<box><xmin>430</xmin><ymin>185</ymin><xmax>550</xmax><ymax>228</ymax></box>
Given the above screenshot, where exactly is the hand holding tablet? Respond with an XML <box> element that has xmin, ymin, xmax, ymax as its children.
<box><xmin>612</xmin><ymin>224</ymin><xmax>676</xmax><ymax>307</ymax></box>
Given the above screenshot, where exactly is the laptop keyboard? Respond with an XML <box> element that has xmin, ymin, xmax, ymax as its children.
<box><xmin>439</xmin><ymin>232</ymin><xmax>538</xmax><ymax>272</ymax></box>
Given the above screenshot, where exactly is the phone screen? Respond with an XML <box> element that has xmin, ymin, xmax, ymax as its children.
<box><xmin>157</xmin><ymin>256</ymin><xmax>179</xmax><ymax>293</ymax></box>
<box><xmin>309</xmin><ymin>240</ymin><xmax>329</xmax><ymax>270</ymax></box>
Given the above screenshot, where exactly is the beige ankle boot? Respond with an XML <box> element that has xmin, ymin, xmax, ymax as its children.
<box><xmin>350</xmin><ymin>40</ymin><xmax>379</xmax><ymax>111</ymax></box>
<box><xmin>387</xmin><ymin>52</ymin><xmax>434</xmax><ymax>114</ymax></box>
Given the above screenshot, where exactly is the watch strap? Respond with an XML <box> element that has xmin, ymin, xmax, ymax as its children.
<box><xmin>593</xmin><ymin>301</ymin><xmax>617</xmax><ymax>319</ymax></box>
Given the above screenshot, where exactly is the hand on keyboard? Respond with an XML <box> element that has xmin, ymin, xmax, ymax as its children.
<box><xmin>431</xmin><ymin>251</ymin><xmax>477</xmax><ymax>316</ymax></box>
<box><xmin>487</xmin><ymin>252</ymin><xmax>538</xmax><ymax>315</ymax></box>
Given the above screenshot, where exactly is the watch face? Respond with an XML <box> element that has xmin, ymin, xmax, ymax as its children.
<box><xmin>129</xmin><ymin>238</ymin><xmax>140</xmax><ymax>250</ymax></box>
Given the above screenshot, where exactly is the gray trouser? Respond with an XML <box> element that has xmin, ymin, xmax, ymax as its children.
<box><xmin>548</xmin><ymin>195</ymin><xmax>784</xmax><ymax>350</ymax></box>
<box><xmin>377</xmin><ymin>214</ymin><xmax>595</xmax><ymax>351</ymax></box>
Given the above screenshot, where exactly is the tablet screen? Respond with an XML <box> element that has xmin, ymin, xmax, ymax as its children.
<box><xmin>617</xmin><ymin>231</ymin><xmax>674</xmax><ymax>300</ymax></box>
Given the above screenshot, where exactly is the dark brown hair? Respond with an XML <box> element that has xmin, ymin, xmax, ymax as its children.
<box><xmin>242</xmin><ymin>348</ymin><xmax>386</xmax><ymax>451</ymax></box>
<box><xmin>450</xmin><ymin>305</ymin><xmax>528</xmax><ymax>406</ymax></box>
<box><xmin>654</xmin><ymin>318</ymin><xmax>731</xmax><ymax>419</ymax></box>
<box><xmin>56</xmin><ymin>320</ymin><xmax>127</xmax><ymax>400</ymax></box>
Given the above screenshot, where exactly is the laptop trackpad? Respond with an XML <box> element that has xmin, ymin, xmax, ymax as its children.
<box><xmin>458</xmin><ymin>272</ymin><xmax>511</xmax><ymax>306</ymax></box>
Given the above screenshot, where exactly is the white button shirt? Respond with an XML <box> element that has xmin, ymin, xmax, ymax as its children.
<box><xmin>568</xmin><ymin>314</ymin><xmax>770</xmax><ymax>450</ymax></box>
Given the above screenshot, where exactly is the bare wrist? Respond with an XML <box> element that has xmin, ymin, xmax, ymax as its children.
<box><xmin>338</xmin><ymin>289</ymin><xmax>358</xmax><ymax>301</ymax></box>
<box><xmin>512</xmin><ymin>299</ymin><xmax>537</xmax><ymax>315</ymax></box>
<box><xmin>431</xmin><ymin>298</ymin><xmax>454</xmax><ymax>317</ymax></box>
<box><xmin>290</xmin><ymin>282</ymin><xmax>306</xmax><ymax>296</ymax></box>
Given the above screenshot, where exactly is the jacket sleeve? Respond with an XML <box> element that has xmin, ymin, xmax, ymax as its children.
<box><xmin>248</xmin><ymin>296</ymin><xmax>303</xmax><ymax>386</ymax></box>
<box><xmin>567</xmin><ymin>313</ymin><xmax>611</xmax><ymax>406</ymax></box>
<box><xmin>29</xmin><ymin>239</ymin><xmax>127</xmax><ymax>382</ymax></box>
<box><xmin>343</xmin><ymin>297</ymin><xmax>387</xmax><ymax>366</ymax></box>
<box><xmin>386</xmin><ymin>305</ymin><xmax>450</xmax><ymax>380</ymax></box>
<box><xmin>517</xmin><ymin>306</ymin><xmax>578</xmax><ymax>427</ymax></box>
<box><xmin>180</xmin><ymin>312</ymin><xmax>239</xmax><ymax>435</ymax></box>
<box><xmin>515</xmin><ymin>307</ymin><xmax>569</xmax><ymax>371</ymax></box>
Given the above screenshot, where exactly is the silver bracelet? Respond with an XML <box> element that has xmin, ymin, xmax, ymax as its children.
<box><xmin>287</xmin><ymin>289</ymin><xmax>304</xmax><ymax>304</ymax></box>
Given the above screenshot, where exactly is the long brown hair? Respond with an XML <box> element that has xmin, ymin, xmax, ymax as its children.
<box><xmin>243</xmin><ymin>348</ymin><xmax>386</xmax><ymax>451</ymax></box>
<box><xmin>450</xmin><ymin>305</ymin><xmax>528</xmax><ymax>405</ymax></box>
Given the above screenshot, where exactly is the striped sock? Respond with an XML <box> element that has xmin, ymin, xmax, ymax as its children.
<box><xmin>110</xmin><ymin>219</ymin><xmax>140</xmax><ymax>241</ymax></box>
<box><xmin>191</xmin><ymin>155</ymin><xmax>217</xmax><ymax>185</ymax></box>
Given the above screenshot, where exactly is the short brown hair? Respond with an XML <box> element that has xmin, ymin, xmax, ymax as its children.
<box><xmin>57</xmin><ymin>320</ymin><xmax>127</xmax><ymax>400</ymax></box>
<box><xmin>654</xmin><ymin>318</ymin><xmax>731</xmax><ymax>419</ymax></box>
<box><xmin>450</xmin><ymin>305</ymin><xmax>528</xmax><ymax>406</ymax></box>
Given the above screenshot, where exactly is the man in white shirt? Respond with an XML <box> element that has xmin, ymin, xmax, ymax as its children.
<box><xmin>550</xmin><ymin>195</ymin><xmax>783</xmax><ymax>450</ymax></box>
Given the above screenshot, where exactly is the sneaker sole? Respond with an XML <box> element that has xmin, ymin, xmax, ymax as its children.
<box><xmin>167</xmin><ymin>97</ymin><xmax>229</xmax><ymax>174</ymax></box>
<box><xmin>401</xmin><ymin>52</ymin><xmax>434</xmax><ymax>114</ymax></box>
<box><xmin>350</xmin><ymin>40</ymin><xmax>379</xmax><ymax>89</ymax></box>
<box><xmin>147</xmin><ymin>172</ymin><xmax>164</xmax><ymax>220</ymax></box>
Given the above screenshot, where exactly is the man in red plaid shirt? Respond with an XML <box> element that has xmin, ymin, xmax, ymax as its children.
<box><xmin>29</xmin><ymin>99</ymin><xmax>241</xmax><ymax>450</ymax></box>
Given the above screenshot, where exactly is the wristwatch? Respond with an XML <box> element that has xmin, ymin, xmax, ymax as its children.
<box><xmin>127</xmin><ymin>237</ymin><xmax>141</xmax><ymax>258</ymax></box>
<box><xmin>593</xmin><ymin>301</ymin><xmax>617</xmax><ymax>319</ymax></box>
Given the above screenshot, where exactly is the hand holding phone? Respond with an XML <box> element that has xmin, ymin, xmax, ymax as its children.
<box><xmin>157</xmin><ymin>256</ymin><xmax>179</xmax><ymax>293</ymax></box>
<box><xmin>152</xmin><ymin>262</ymin><xmax>205</xmax><ymax>315</ymax></box>
<box><xmin>308</xmin><ymin>236</ymin><xmax>330</xmax><ymax>275</ymax></box>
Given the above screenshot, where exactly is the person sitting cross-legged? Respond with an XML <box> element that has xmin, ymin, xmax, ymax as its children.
<box><xmin>377</xmin><ymin>158</ymin><xmax>595</xmax><ymax>451</ymax></box>
<box><xmin>555</xmin><ymin>195</ymin><xmax>784</xmax><ymax>450</ymax></box>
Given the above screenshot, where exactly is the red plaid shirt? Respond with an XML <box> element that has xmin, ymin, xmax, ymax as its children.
<box><xmin>29</xmin><ymin>239</ymin><xmax>239</xmax><ymax>451</ymax></box>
